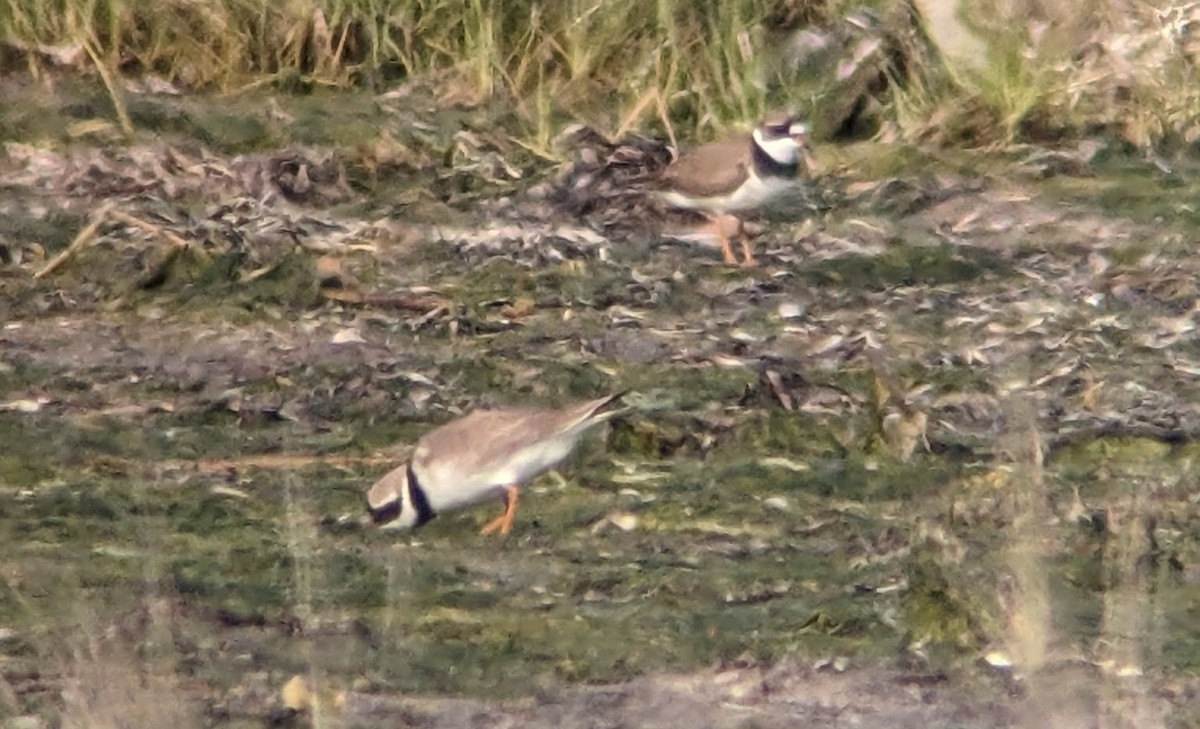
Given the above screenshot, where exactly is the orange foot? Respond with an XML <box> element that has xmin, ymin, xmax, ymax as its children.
<box><xmin>480</xmin><ymin>485</ymin><xmax>520</xmax><ymax>536</ymax></box>
<box><xmin>719</xmin><ymin>236</ymin><xmax>738</xmax><ymax>265</ymax></box>
<box><xmin>739</xmin><ymin>235</ymin><xmax>758</xmax><ymax>268</ymax></box>
<box><xmin>704</xmin><ymin>214</ymin><xmax>741</xmax><ymax>265</ymax></box>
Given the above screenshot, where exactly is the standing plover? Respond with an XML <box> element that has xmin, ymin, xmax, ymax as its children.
<box><xmin>657</xmin><ymin>113</ymin><xmax>813</xmax><ymax>266</ymax></box>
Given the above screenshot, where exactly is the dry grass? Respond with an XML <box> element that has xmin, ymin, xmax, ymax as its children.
<box><xmin>0</xmin><ymin>3</ymin><xmax>1195</xmax><ymax>727</ymax></box>
<box><xmin>897</xmin><ymin>0</ymin><xmax>1200</xmax><ymax>150</ymax></box>
<box><xmin>1000</xmin><ymin>406</ymin><xmax>1051</xmax><ymax>677</ymax></box>
<box><xmin>3</xmin><ymin>0</ymin><xmax>1200</xmax><ymax>149</ymax></box>
<box><xmin>281</xmin><ymin>474</ymin><xmax>341</xmax><ymax>729</ymax></box>
<box><xmin>987</xmin><ymin>397</ymin><xmax>1175</xmax><ymax>729</ymax></box>
<box><xmin>58</xmin><ymin>637</ymin><xmax>199</xmax><ymax>729</ymax></box>
<box><xmin>0</xmin><ymin>0</ymin><xmax>805</xmax><ymax>141</ymax></box>
<box><xmin>0</xmin><ymin>568</ymin><xmax>200</xmax><ymax>729</ymax></box>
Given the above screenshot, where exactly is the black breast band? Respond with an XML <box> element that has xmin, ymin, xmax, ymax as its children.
<box><xmin>751</xmin><ymin>141</ymin><xmax>799</xmax><ymax>179</ymax></box>
<box><xmin>406</xmin><ymin>462</ymin><xmax>437</xmax><ymax>528</ymax></box>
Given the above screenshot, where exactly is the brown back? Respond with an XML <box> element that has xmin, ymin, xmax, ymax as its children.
<box><xmin>658</xmin><ymin>135</ymin><xmax>753</xmax><ymax>198</ymax></box>
<box><xmin>413</xmin><ymin>394</ymin><xmax>625</xmax><ymax>475</ymax></box>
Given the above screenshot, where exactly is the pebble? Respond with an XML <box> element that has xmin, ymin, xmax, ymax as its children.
<box><xmin>763</xmin><ymin>496</ymin><xmax>790</xmax><ymax>512</ymax></box>
<box><xmin>608</xmin><ymin>512</ymin><xmax>639</xmax><ymax>531</ymax></box>
<box><xmin>777</xmin><ymin>301</ymin><xmax>806</xmax><ymax>320</ymax></box>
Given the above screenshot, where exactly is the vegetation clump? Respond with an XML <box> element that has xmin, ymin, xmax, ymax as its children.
<box><xmin>3</xmin><ymin>1</ymin><xmax>1199</xmax><ymax>151</ymax></box>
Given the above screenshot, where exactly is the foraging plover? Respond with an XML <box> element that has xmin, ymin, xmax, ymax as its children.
<box><xmin>366</xmin><ymin>393</ymin><xmax>626</xmax><ymax>535</ymax></box>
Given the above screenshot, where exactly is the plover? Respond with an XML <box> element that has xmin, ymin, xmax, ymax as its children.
<box><xmin>366</xmin><ymin>393</ymin><xmax>626</xmax><ymax>535</ymax></box>
<box><xmin>656</xmin><ymin>112</ymin><xmax>813</xmax><ymax>266</ymax></box>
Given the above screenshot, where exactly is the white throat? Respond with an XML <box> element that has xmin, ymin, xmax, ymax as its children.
<box><xmin>752</xmin><ymin>128</ymin><xmax>803</xmax><ymax>165</ymax></box>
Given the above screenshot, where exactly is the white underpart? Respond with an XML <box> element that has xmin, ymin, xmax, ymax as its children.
<box><xmin>417</xmin><ymin>422</ymin><xmax>596</xmax><ymax>513</ymax></box>
<box><xmin>754</xmin><ymin>126</ymin><xmax>806</xmax><ymax>165</ymax></box>
<box><xmin>659</xmin><ymin>169</ymin><xmax>796</xmax><ymax>214</ymax></box>
<box><xmin>489</xmin><ymin>432</ymin><xmax>580</xmax><ymax>487</ymax></box>
<box><xmin>659</xmin><ymin>126</ymin><xmax>806</xmax><ymax>214</ymax></box>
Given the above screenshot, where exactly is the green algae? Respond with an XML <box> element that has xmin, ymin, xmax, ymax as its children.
<box><xmin>2</xmin><ymin>364</ymin><xmax>1198</xmax><ymax>709</ymax></box>
<box><xmin>805</xmin><ymin>242</ymin><xmax>1014</xmax><ymax>290</ymax></box>
<box><xmin>1046</xmin><ymin>159</ymin><xmax>1200</xmax><ymax>232</ymax></box>
<box><xmin>0</xmin><ymin>209</ymin><xmax>87</xmax><ymax>256</ymax></box>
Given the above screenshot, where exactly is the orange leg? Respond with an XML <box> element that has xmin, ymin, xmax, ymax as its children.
<box><xmin>704</xmin><ymin>214</ymin><xmax>739</xmax><ymax>265</ymax></box>
<box><xmin>720</xmin><ymin>232</ymin><xmax>739</xmax><ymax>265</ymax></box>
<box><xmin>715</xmin><ymin>214</ymin><xmax>757</xmax><ymax>267</ymax></box>
<box><xmin>479</xmin><ymin>485</ymin><xmax>520</xmax><ymax>536</ymax></box>
<box><xmin>738</xmin><ymin>230</ymin><xmax>757</xmax><ymax>268</ymax></box>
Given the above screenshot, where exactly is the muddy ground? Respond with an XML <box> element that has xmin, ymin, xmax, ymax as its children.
<box><xmin>1</xmin><ymin>79</ymin><xmax>1199</xmax><ymax>728</ymax></box>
